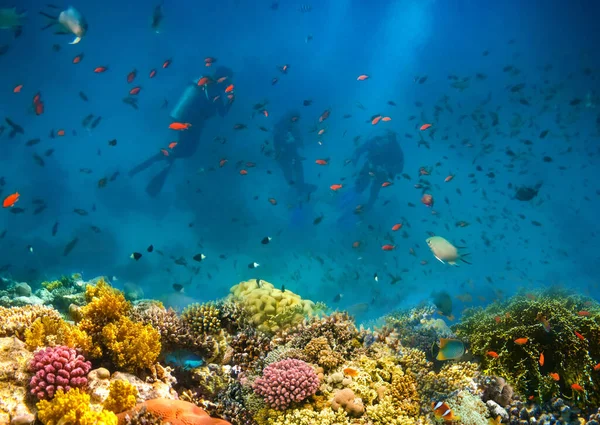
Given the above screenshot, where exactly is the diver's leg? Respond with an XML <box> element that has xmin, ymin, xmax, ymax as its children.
<box><xmin>128</xmin><ymin>152</ymin><xmax>166</xmax><ymax>177</ymax></box>
<box><xmin>364</xmin><ymin>180</ymin><xmax>382</xmax><ymax>210</ymax></box>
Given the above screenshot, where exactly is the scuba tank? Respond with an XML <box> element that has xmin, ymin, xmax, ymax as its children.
<box><xmin>170</xmin><ymin>77</ymin><xmax>210</xmax><ymax>122</ymax></box>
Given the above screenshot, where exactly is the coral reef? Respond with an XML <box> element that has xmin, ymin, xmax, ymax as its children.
<box><xmin>0</xmin><ymin>337</ymin><xmax>35</xmax><ymax>423</ymax></box>
<box><xmin>252</xmin><ymin>359</ymin><xmax>319</xmax><ymax>410</ymax></box>
<box><xmin>36</xmin><ymin>388</ymin><xmax>118</xmax><ymax>425</ymax></box>
<box><xmin>229</xmin><ymin>280</ymin><xmax>315</xmax><ymax>333</ymax></box>
<box><xmin>29</xmin><ymin>346</ymin><xmax>92</xmax><ymax>400</ymax></box>
<box><xmin>116</xmin><ymin>399</ymin><xmax>232</xmax><ymax>425</ymax></box>
<box><xmin>0</xmin><ymin>305</ymin><xmax>62</xmax><ymax>338</ymax></box>
<box><xmin>182</xmin><ymin>303</ymin><xmax>223</xmax><ymax>335</ymax></box>
<box><xmin>24</xmin><ymin>316</ymin><xmax>93</xmax><ymax>353</ymax></box>
<box><xmin>453</xmin><ymin>288</ymin><xmax>600</xmax><ymax>408</ymax></box>
<box><xmin>103</xmin><ymin>379</ymin><xmax>139</xmax><ymax>414</ymax></box>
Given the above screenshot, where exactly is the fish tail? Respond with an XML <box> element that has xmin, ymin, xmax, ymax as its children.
<box><xmin>39</xmin><ymin>11</ymin><xmax>57</xmax><ymax>20</ymax></box>
<box><xmin>69</xmin><ymin>36</ymin><xmax>82</xmax><ymax>44</ymax></box>
<box><xmin>461</xmin><ymin>256</ymin><xmax>472</xmax><ymax>265</ymax></box>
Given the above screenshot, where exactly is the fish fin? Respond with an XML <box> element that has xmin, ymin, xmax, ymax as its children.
<box><xmin>436</xmin><ymin>351</ymin><xmax>447</xmax><ymax>361</ymax></box>
<box><xmin>439</xmin><ymin>338</ymin><xmax>450</xmax><ymax>348</ymax></box>
<box><xmin>461</xmin><ymin>255</ymin><xmax>472</xmax><ymax>265</ymax></box>
<box><xmin>39</xmin><ymin>11</ymin><xmax>57</xmax><ymax>20</ymax></box>
<box><xmin>69</xmin><ymin>36</ymin><xmax>82</xmax><ymax>44</ymax></box>
<box><xmin>434</xmin><ymin>255</ymin><xmax>445</xmax><ymax>264</ymax></box>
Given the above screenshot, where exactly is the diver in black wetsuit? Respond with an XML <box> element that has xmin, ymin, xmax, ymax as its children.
<box><xmin>128</xmin><ymin>66</ymin><xmax>234</xmax><ymax>197</ymax></box>
<box><xmin>273</xmin><ymin>111</ymin><xmax>316</xmax><ymax>196</ymax></box>
<box><xmin>343</xmin><ymin>129</ymin><xmax>404</xmax><ymax>213</ymax></box>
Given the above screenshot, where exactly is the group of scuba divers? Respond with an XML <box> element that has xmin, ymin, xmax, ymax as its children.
<box><xmin>128</xmin><ymin>66</ymin><xmax>405</xmax><ymax>221</ymax></box>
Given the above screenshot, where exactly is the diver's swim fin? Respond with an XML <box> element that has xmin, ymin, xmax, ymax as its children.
<box><xmin>128</xmin><ymin>153</ymin><xmax>163</xmax><ymax>177</ymax></box>
<box><xmin>146</xmin><ymin>163</ymin><xmax>172</xmax><ymax>197</ymax></box>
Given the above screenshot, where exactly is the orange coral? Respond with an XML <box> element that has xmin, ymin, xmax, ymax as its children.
<box><xmin>117</xmin><ymin>399</ymin><xmax>231</xmax><ymax>425</ymax></box>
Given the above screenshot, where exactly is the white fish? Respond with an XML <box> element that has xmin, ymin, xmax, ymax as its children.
<box><xmin>426</xmin><ymin>236</ymin><xmax>471</xmax><ymax>266</ymax></box>
<box><xmin>40</xmin><ymin>5</ymin><xmax>87</xmax><ymax>45</ymax></box>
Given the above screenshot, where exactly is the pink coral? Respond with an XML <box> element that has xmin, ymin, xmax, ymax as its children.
<box><xmin>252</xmin><ymin>358</ymin><xmax>319</xmax><ymax>410</ymax></box>
<box><xmin>29</xmin><ymin>345</ymin><xmax>92</xmax><ymax>399</ymax></box>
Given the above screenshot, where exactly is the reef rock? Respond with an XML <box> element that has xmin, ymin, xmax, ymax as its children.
<box><xmin>0</xmin><ymin>337</ymin><xmax>35</xmax><ymax>423</ymax></box>
<box><xmin>88</xmin><ymin>368</ymin><xmax>177</xmax><ymax>404</ymax></box>
<box><xmin>331</xmin><ymin>388</ymin><xmax>364</xmax><ymax>417</ymax></box>
<box><xmin>487</xmin><ymin>400</ymin><xmax>509</xmax><ymax>422</ymax></box>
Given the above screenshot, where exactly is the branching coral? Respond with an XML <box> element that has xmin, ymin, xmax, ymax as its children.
<box><xmin>24</xmin><ymin>316</ymin><xmax>93</xmax><ymax>354</ymax></box>
<box><xmin>182</xmin><ymin>302</ymin><xmax>222</xmax><ymax>335</ymax></box>
<box><xmin>78</xmin><ymin>278</ymin><xmax>131</xmax><ymax>338</ymax></box>
<box><xmin>103</xmin><ymin>379</ymin><xmax>139</xmax><ymax>413</ymax></box>
<box><xmin>36</xmin><ymin>388</ymin><xmax>118</xmax><ymax>425</ymax></box>
<box><xmin>130</xmin><ymin>303</ymin><xmax>186</xmax><ymax>349</ymax></box>
<box><xmin>255</xmin><ymin>407</ymin><xmax>348</xmax><ymax>425</ymax></box>
<box><xmin>452</xmin><ymin>288</ymin><xmax>600</xmax><ymax>407</ymax></box>
<box><xmin>101</xmin><ymin>316</ymin><xmax>161</xmax><ymax>372</ymax></box>
<box><xmin>0</xmin><ymin>305</ymin><xmax>62</xmax><ymax>338</ymax></box>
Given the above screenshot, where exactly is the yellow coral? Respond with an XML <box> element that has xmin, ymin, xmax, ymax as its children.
<box><xmin>182</xmin><ymin>303</ymin><xmax>221</xmax><ymax>334</ymax></box>
<box><xmin>0</xmin><ymin>305</ymin><xmax>62</xmax><ymax>338</ymax></box>
<box><xmin>36</xmin><ymin>388</ymin><xmax>117</xmax><ymax>425</ymax></box>
<box><xmin>255</xmin><ymin>407</ymin><xmax>348</xmax><ymax>425</ymax></box>
<box><xmin>103</xmin><ymin>379</ymin><xmax>138</xmax><ymax>413</ymax></box>
<box><xmin>229</xmin><ymin>280</ymin><xmax>315</xmax><ymax>333</ymax></box>
<box><xmin>366</xmin><ymin>396</ymin><xmax>417</xmax><ymax>425</ymax></box>
<box><xmin>389</xmin><ymin>366</ymin><xmax>420</xmax><ymax>416</ymax></box>
<box><xmin>24</xmin><ymin>317</ymin><xmax>93</xmax><ymax>353</ymax></box>
<box><xmin>42</xmin><ymin>280</ymin><xmax>63</xmax><ymax>291</ymax></box>
<box><xmin>79</xmin><ymin>278</ymin><xmax>131</xmax><ymax>337</ymax></box>
<box><xmin>101</xmin><ymin>316</ymin><xmax>161</xmax><ymax>371</ymax></box>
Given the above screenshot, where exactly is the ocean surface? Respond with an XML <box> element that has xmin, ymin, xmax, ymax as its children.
<box><xmin>1</xmin><ymin>0</ymin><xmax>599</xmax><ymax>322</ymax></box>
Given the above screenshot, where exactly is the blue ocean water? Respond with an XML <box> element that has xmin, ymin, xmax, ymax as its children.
<box><xmin>0</xmin><ymin>0</ymin><xmax>598</xmax><ymax>323</ymax></box>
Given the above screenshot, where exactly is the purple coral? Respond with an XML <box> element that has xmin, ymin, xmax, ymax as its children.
<box><xmin>29</xmin><ymin>346</ymin><xmax>92</xmax><ymax>400</ymax></box>
<box><xmin>252</xmin><ymin>358</ymin><xmax>319</xmax><ymax>410</ymax></box>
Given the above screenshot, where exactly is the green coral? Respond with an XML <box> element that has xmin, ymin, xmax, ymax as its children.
<box><xmin>41</xmin><ymin>274</ymin><xmax>77</xmax><ymax>292</ymax></box>
<box><xmin>36</xmin><ymin>388</ymin><xmax>118</xmax><ymax>425</ymax></box>
<box><xmin>182</xmin><ymin>302</ymin><xmax>222</xmax><ymax>334</ymax></box>
<box><xmin>453</xmin><ymin>288</ymin><xmax>600</xmax><ymax>408</ymax></box>
<box><xmin>101</xmin><ymin>316</ymin><xmax>161</xmax><ymax>372</ymax></box>
<box><xmin>103</xmin><ymin>379</ymin><xmax>139</xmax><ymax>413</ymax></box>
<box><xmin>229</xmin><ymin>280</ymin><xmax>315</xmax><ymax>333</ymax></box>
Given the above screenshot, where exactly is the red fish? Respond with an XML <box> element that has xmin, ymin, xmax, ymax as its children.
<box><xmin>127</xmin><ymin>69</ymin><xmax>137</xmax><ymax>83</ymax></box>
<box><xmin>571</xmin><ymin>383</ymin><xmax>584</xmax><ymax>392</ymax></box>
<box><xmin>169</xmin><ymin>122</ymin><xmax>191</xmax><ymax>130</ymax></box>
<box><xmin>2</xmin><ymin>192</ymin><xmax>20</xmax><ymax>208</ymax></box>
<box><xmin>539</xmin><ymin>352</ymin><xmax>544</xmax><ymax>366</ymax></box>
<box><xmin>160</xmin><ymin>148</ymin><xmax>169</xmax><ymax>156</ymax></box>
<box><xmin>514</xmin><ymin>337</ymin><xmax>528</xmax><ymax>345</ymax></box>
<box><xmin>575</xmin><ymin>331</ymin><xmax>585</xmax><ymax>341</ymax></box>
<box><xmin>549</xmin><ymin>372</ymin><xmax>560</xmax><ymax>381</ymax></box>
<box><xmin>315</xmin><ymin>159</ymin><xmax>328</xmax><ymax>165</ymax></box>
<box><xmin>129</xmin><ymin>86</ymin><xmax>141</xmax><ymax>95</ymax></box>
<box><xmin>219</xmin><ymin>158</ymin><xmax>228</xmax><ymax>167</ymax></box>
<box><xmin>72</xmin><ymin>53</ymin><xmax>84</xmax><ymax>64</ymax></box>
<box><xmin>392</xmin><ymin>223</ymin><xmax>402</xmax><ymax>231</ymax></box>
<box><xmin>239</xmin><ymin>169</ymin><xmax>248</xmax><ymax>175</ymax></box>
<box><xmin>149</xmin><ymin>69</ymin><xmax>157</xmax><ymax>78</ymax></box>
<box><xmin>577</xmin><ymin>311</ymin><xmax>590</xmax><ymax>316</ymax></box>
<box><xmin>357</xmin><ymin>74</ymin><xmax>369</xmax><ymax>81</ymax></box>
<box><xmin>168</xmin><ymin>142</ymin><xmax>177</xmax><ymax>149</ymax></box>
<box><xmin>486</xmin><ymin>351</ymin><xmax>499</xmax><ymax>358</ymax></box>
<box><xmin>372</xmin><ymin>115</ymin><xmax>382</xmax><ymax>125</ymax></box>
<box><xmin>94</xmin><ymin>66</ymin><xmax>108</xmax><ymax>73</ymax></box>
<box><xmin>330</xmin><ymin>184</ymin><xmax>343</xmax><ymax>191</ymax></box>
<box><xmin>421</xmin><ymin>193</ymin><xmax>434</xmax><ymax>207</ymax></box>
<box><xmin>13</xmin><ymin>84</ymin><xmax>23</xmax><ymax>93</ymax></box>
<box><xmin>444</xmin><ymin>174</ymin><xmax>455</xmax><ymax>182</ymax></box>
<box><xmin>268</xmin><ymin>198</ymin><xmax>277</xmax><ymax>205</ymax></box>
<box><xmin>225</xmin><ymin>84</ymin><xmax>234</xmax><ymax>93</ymax></box>
<box><xmin>381</xmin><ymin>244</ymin><xmax>396</xmax><ymax>251</ymax></box>
<box><xmin>162</xmin><ymin>59</ymin><xmax>172</xmax><ymax>69</ymax></box>
<box><xmin>420</xmin><ymin>123</ymin><xmax>432</xmax><ymax>131</ymax></box>
<box><xmin>319</xmin><ymin>109</ymin><xmax>331</xmax><ymax>123</ymax></box>
<box><xmin>381</xmin><ymin>181</ymin><xmax>393</xmax><ymax>187</ymax></box>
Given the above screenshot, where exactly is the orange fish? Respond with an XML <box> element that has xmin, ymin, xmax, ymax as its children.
<box><xmin>514</xmin><ymin>338</ymin><xmax>528</xmax><ymax>345</ymax></box>
<box><xmin>444</xmin><ymin>174</ymin><xmax>454</xmax><ymax>182</ymax></box>
<box><xmin>330</xmin><ymin>184</ymin><xmax>343</xmax><ymax>191</ymax></box>
<box><xmin>357</xmin><ymin>74</ymin><xmax>369</xmax><ymax>81</ymax></box>
<box><xmin>420</xmin><ymin>123</ymin><xmax>432</xmax><ymax>131</ymax></box>
<box><xmin>352</xmin><ymin>241</ymin><xmax>361</xmax><ymax>248</ymax></box>
<box><xmin>72</xmin><ymin>54</ymin><xmax>84</xmax><ymax>64</ymax></box>
<box><xmin>13</xmin><ymin>84</ymin><xmax>23</xmax><ymax>93</ymax></box>
<box><xmin>219</xmin><ymin>158</ymin><xmax>228</xmax><ymax>167</ymax></box>
<box><xmin>129</xmin><ymin>86</ymin><xmax>141</xmax><ymax>95</ymax></box>
<box><xmin>381</xmin><ymin>244</ymin><xmax>396</xmax><ymax>251</ymax></box>
<box><xmin>315</xmin><ymin>159</ymin><xmax>328</xmax><ymax>165</ymax></box>
<box><xmin>56</xmin><ymin>129</ymin><xmax>65</xmax><ymax>137</ymax></box>
<box><xmin>549</xmin><ymin>372</ymin><xmax>560</xmax><ymax>381</ymax></box>
<box><xmin>262</xmin><ymin>110</ymin><xmax>268</xmax><ymax>117</ymax></box>
<box><xmin>197</xmin><ymin>76</ymin><xmax>211</xmax><ymax>86</ymax></box>
<box><xmin>34</xmin><ymin>100</ymin><xmax>44</xmax><ymax>116</ymax></box>
<box><xmin>486</xmin><ymin>351</ymin><xmax>499</xmax><ymax>358</ymax></box>
<box><xmin>239</xmin><ymin>169</ymin><xmax>248</xmax><ymax>175</ymax></box>
<box><xmin>2</xmin><ymin>192</ymin><xmax>20</xmax><ymax>208</ymax></box>
<box><xmin>392</xmin><ymin>223</ymin><xmax>403</xmax><ymax>231</ymax></box>
<box><xmin>381</xmin><ymin>181</ymin><xmax>393</xmax><ymax>187</ymax></box>
<box><xmin>571</xmin><ymin>383</ymin><xmax>584</xmax><ymax>392</ymax></box>
<box><xmin>593</xmin><ymin>363</ymin><xmax>600</xmax><ymax>371</ymax></box>
<box><xmin>539</xmin><ymin>352</ymin><xmax>544</xmax><ymax>366</ymax></box>
<box><xmin>127</xmin><ymin>69</ymin><xmax>137</xmax><ymax>83</ymax></box>
<box><xmin>149</xmin><ymin>69</ymin><xmax>157</xmax><ymax>78</ymax></box>
<box><xmin>319</xmin><ymin>109</ymin><xmax>331</xmax><ymax>122</ymax></box>
<box><xmin>343</xmin><ymin>367</ymin><xmax>359</xmax><ymax>377</ymax></box>
<box><xmin>168</xmin><ymin>142</ymin><xmax>177</xmax><ymax>149</ymax></box>
<box><xmin>94</xmin><ymin>66</ymin><xmax>108</xmax><ymax>73</ymax></box>
<box><xmin>421</xmin><ymin>193</ymin><xmax>434</xmax><ymax>207</ymax></box>
<box><xmin>160</xmin><ymin>149</ymin><xmax>169</xmax><ymax>156</ymax></box>
<box><xmin>162</xmin><ymin>59</ymin><xmax>172</xmax><ymax>69</ymax></box>
<box><xmin>432</xmin><ymin>401</ymin><xmax>458</xmax><ymax>422</ymax></box>
<box><xmin>372</xmin><ymin>115</ymin><xmax>382</xmax><ymax>125</ymax></box>
<box><xmin>381</xmin><ymin>116</ymin><xmax>392</xmax><ymax>122</ymax></box>
<box><xmin>577</xmin><ymin>311</ymin><xmax>590</xmax><ymax>316</ymax></box>
<box><xmin>217</xmin><ymin>76</ymin><xmax>228</xmax><ymax>83</ymax></box>
<box><xmin>575</xmin><ymin>331</ymin><xmax>585</xmax><ymax>341</ymax></box>
<box><xmin>225</xmin><ymin>84</ymin><xmax>234</xmax><ymax>93</ymax></box>
<box><xmin>169</xmin><ymin>122</ymin><xmax>192</xmax><ymax>131</ymax></box>
<box><xmin>494</xmin><ymin>316</ymin><xmax>502</xmax><ymax>324</ymax></box>
<box><xmin>268</xmin><ymin>198</ymin><xmax>277</xmax><ymax>205</ymax></box>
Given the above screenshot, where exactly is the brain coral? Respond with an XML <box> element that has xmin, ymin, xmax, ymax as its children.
<box><xmin>229</xmin><ymin>280</ymin><xmax>315</xmax><ymax>333</ymax></box>
<box><xmin>29</xmin><ymin>346</ymin><xmax>92</xmax><ymax>400</ymax></box>
<box><xmin>252</xmin><ymin>358</ymin><xmax>320</xmax><ymax>410</ymax></box>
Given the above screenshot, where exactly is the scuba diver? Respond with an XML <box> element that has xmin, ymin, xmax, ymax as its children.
<box><xmin>339</xmin><ymin>129</ymin><xmax>404</xmax><ymax>221</ymax></box>
<box><xmin>128</xmin><ymin>66</ymin><xmax>234</xmax><ymax>197</ymax></box>
<box><xmin>273</xmin><ymin>111</ymin><xmax>317</xmax><ymax>197</ymax></box>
